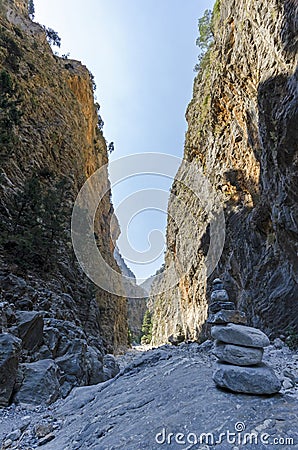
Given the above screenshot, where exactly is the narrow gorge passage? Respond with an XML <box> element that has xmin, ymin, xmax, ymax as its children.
<box><xmin>0</xmin><ymin>0</ymin><xmax>297</xmax><ymax>449</ymax></box>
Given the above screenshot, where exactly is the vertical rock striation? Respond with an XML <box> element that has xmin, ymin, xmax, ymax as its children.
<box><xmin>151</xmin><ymin>0</ymin><xmax>298</xmax><ymax>345</ymax></box>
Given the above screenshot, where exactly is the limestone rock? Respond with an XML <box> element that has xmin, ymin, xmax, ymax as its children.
<box><xmin>14</xmin><ymin>359</ymin><xmax>60</xmax><ymax>405</ymax></box>
<box><xmin>213</xmin><ymin>362</ymin><xmax>281</xmax><ymax>394</ymax></box>
<box><xmin>213</xmin><ymin>341</ymin><xmax>263</xmax><ymax>366</ymax></box>
<box><xmin>211</xmin><ymin>323</ymin><xmax>270</xmax><ymax>348</ymax></box>
<box><xmin>15</xmin><ymin>311</ymin><xmax>44</xmax><ymax>351</ymax></box>
<box><xmin>0</xmin><ymin>333</ymin><xmax>22</xmax><ymax>407</ymax></box>
<box><xmin>207</xmin><ymin>310</ymin><xmax>247</xmax><ymax>325</ymax></box>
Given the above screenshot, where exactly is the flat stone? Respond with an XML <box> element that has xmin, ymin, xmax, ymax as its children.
<box><xmin>38</xmin><ymin>433</ymin><xmax>55</xmax><ymax>446</ymax></box>
<box><xmin>213</xmin><ymin>362</ymin><xmax>281</xmax><ymax>394</ymax></box>
<box><xmin>213</xmin><ymin>341</ymin><xmax>263</xmax><ymax>365</ymax></box>
<box><xmin>211</xmin><ymin>289</ymin><xmax>229</xmax><ymax>302</ymax></box>
<box><xmin>211</xmin><ymin>323</ymin><xmax>270</xmax><ymax>348</ymax></box>
<box><xmin>208</xmin><ymin>302</ymin><xmax>235</xmax><ymax>314</ymax></box>
<box><xmin>207</xmin><ymin>310</ymin><xmax>247</xmax><ymax>325</ymax></box>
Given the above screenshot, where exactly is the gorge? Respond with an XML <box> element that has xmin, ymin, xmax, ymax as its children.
<box><xmin>0</xmin><ymin>0</ymin><xmax>297</xmax><ymax>448</ymax></box>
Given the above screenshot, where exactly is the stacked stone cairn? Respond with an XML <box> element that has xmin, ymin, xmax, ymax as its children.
<box><xmin>208</xmin><ymin>279</ymin><xmax>281</xmax><ymax>395</ymax></box>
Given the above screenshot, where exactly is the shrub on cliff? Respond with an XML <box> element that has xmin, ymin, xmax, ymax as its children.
<box><xmin>43</xmin><ymin>27</ymin><xmax>61</xmax><ymax>48</ymax></box>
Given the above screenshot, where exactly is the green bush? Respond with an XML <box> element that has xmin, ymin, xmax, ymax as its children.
<box><xmin>141</xmin><ymin>310</ymin><xmax>153</xmax><ymax>344</ymax></box>
<box><xmin>2</xmin><ymin>174</ymin><xmax>71</xmax><ymax>271</ymax></box>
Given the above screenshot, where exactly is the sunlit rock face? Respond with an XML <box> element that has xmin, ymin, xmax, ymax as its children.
<box><xmin>0</xmin><ymin>0</ymin><xmax>127</xmax><ymax>358</ymax></box>
<box><xmin>150</xmin><ymin>0</ymin><xmax>298</xmax><ymax>345</ymax></box>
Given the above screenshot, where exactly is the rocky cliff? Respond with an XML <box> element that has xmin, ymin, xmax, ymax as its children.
<box><xmin>151</xmin><ymin>0</ymin><xmax>298</xmax><ymax>345</ymax></box>
<box><xmin>0</xmin><ymin>0</ymin><xmax>127</xmax><ymax>405</ymax></box>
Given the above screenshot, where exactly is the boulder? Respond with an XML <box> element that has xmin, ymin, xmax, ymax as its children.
<box><xmin>211</xmin><ymin>323</ymin><xmax>270</xmax><ymax>348</ymax></box>
<box><xmin>55</xmin><ymin>338</ymin><xmax>87</xmax><ymax>385</ymax></box>
<box><xmin>43</xmin><ymin>326</ymin><xmax>60</xmax><ymax>357</ymax></box>
<box><xmin>0</xmin><ymin>302</ymin><xmax>16</xmax><ymax>332</ymax></box>
<box><xmin>1</xmin><ymin>274</ymin><xmax>27</xmax><ymax>291</ymax></box>
<box><xmin>103</xmin><ymin>354</ymin><xmax>120</xmax><ymax>381</ymax></box>
<box><xmin>213</xmin><ymin>362</ymin><xmax>281</xmax><ymax>394</ymax></box>
<box><xmin>0</xmin><ymin>333</ymin><xmax>22</xmax><ymax>407</ymax></box>
<box><xmin>168</xmin><ymin>325</ymin><xmax>185</xmax><ymax>346</ymax></box>
<box><xmin>43</xmin><ymin>320</ymin><xmax>114</xmax><ymax>392</ymax></box>
<box><xmin>15</xmin><ymin>297</ymin><xmax>33</xmax><ymax>311</ymax></box>
<box><xmin>86</xmin><ymin>346</ymin><xmax>104</xmax><ymax>385</ymax></box>
<box><xmin>14</xmin><ymin>359</ymin><xmax>60</xmax><ymax>405</ymax></box>
<box><xmin>207</xmin><ymin>310</ymin><xmax>247</xmax><ymax>325</ymax></box>
<box><xmin>213</xmin><ymin>341</ymin><xmax>263</xmax><ymax>366</ymax></box>
<box><xmin>15</xmin><ymin>311</ymin><xmax>44</xmax><ymax>351</ymax></box>
<box><xmin>168</xmin><ymin>333</ymin><xmax>185</xmax><ymax>346</ymax></box>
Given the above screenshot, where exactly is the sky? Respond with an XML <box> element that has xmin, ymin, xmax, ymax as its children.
<box><xmin>35</xmin><ymin>0</ymin><xmax>214</xmax><ymax>282</ymax></box>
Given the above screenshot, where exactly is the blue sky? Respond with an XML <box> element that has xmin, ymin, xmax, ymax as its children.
<box><xmin>35</xmin><ymin>0</ymin><xmax>214</xmax><ymax>282</ymax></box>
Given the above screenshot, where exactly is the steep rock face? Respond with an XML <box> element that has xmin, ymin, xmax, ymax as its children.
<box><xmin>114</xmin><ymin>248</ymin><xmax>147</xmax><ymax>342</ymax></box>
<box><xmin>0</xmin><ymin>0</ymin><xmax>127</xmax><ymax>394</ymax></box>
<box><xmin>151</xmin><ymin>0</ymin><xmax>297</xmax><ymax>345</ymax></box>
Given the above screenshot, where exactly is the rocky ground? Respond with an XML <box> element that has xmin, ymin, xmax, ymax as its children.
<box><xmin>0</xmin><ymin>340</ymin><xmax>297</xmax><ymax>450</ymax></box>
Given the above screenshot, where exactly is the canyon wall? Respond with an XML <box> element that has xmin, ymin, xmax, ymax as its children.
<box><xmin>0</xmin><ymin>0</ymin><xmax>127</xmax><ymax>404</ymax></box>
<box><xmin>151</xmin><ymin>0</ymin><xmax>298</xmax><ymax>345</ymax></box>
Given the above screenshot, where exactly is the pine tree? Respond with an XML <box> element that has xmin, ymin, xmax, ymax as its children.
<box><xmin>43</xmin><ymin>27</ymin><xmax>61</xmax><ymax>47</ymax></box>
<box><xmin>28</xmin><ymin>0</ymin><xmax>35</xmax><ymax>20</ymax></box>
<box><xmin>5</xmin><ymin>174</ymin><xmax>70</xmax><ymax>271</ymax></box>
<box><xmin>0</xmin><ymin>71</ymin><xmax>23</xmax><ymax>163</ymax></box>
<box><xmin>194</xmin><ymin>9</ymin><xmax>214</xmax><ymax>73</ymax></box>
<box><xmin>141</xmin><ymin>310</ymin><xmax>152</xmax><ymax>344</ymax></box>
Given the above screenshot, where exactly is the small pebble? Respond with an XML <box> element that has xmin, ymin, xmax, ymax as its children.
<box><xmin>38</xmin><ymin>432</ymin><xmax>55</xmax><ymax>446</ymax></box>
<box><xmin>3</xmin><ymin>439</ymin><xmax>12</xmax><ymax>448</ymax></box>
<box><xmin>283</xmin><ymin>378</ymin><xmax>294</xmax><ymax>390</ymax></box>
<box><xmin>274</xmin><ymin>338</ymin><xmax>284</xmax><ymax>349</ymax></box>
<box><xmin>6</xmin><ymin>429</ymin><xmax>21</xmax><ymax>441</ymax></box>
